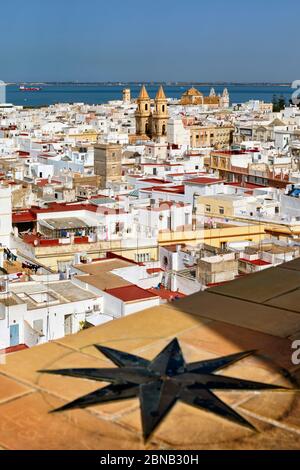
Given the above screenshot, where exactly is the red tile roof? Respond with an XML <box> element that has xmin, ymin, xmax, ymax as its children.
<box><xmin>147</xmin><ymin>185</ymin><xmax>185</xmax><ymax>194</ymax></box>
<box><xmin>139</xmin><ymin>178</ymin><xmax>168</xmax><ymax>184</ymax></box>
<box><xmin>74</xmin><ymin>236</ymin><xmax>89</xmax><ymax>244</ymax></box>
<box><xmin>168</xmin><ymin>172</ymin><xmax>204</xmax><ymax>177</ymax></box>
<box><xmin>184</xmin><ymin>177</ymin><xmax>224</xmax><ymax>185</ymax></box>
<box><xmin>30</xmin><ymin>202</ymin><xmax>99</xmax><ymax>215</ymax></box>
<box><xmin>148</xmin><ymin>286</ymin><xmax>186</xmax><ymax>301</ymax></box>
<box><xmin>145</xmin><ymin>201</ymin><xmax>186</xmax><ymax>211</ymax></box>
<box><xmin>12</xmin><ymin>211</ymin><xmax>37</xmax><ymax>223</ymax></box>
<box><xmin>239</xmin><ymin>258</ymin><xmax>271</xmax><ymax>266</ymax></box>
<box><xmin>36</xmin><ymin>179</ymin><xmax>61</xmax><ymax>187</ymax></box>
<box><xmin>212</xmin><ymin>149</ymin><xmax>259</xmax><ymax>156</ymax></box>
<box><xmin>225</xmin><ymin>182</ymin><xmax>265</xmax><ymax>189</ymax></box>
<box><xmin>16</xmin><ymin>151</ymin><xmax>30</xmax><ymax>157</ymax></box>
<box><xmin>0</xmin><ymin>344</ymin><xmax>28</xmax><ymax>355</ymax></box>
<box><xmin>147</xmin><ymin>268</ymin><xmax>164</xmax><ymax>275</ymax></box>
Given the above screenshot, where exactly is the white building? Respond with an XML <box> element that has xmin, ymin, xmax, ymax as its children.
<box><xmin>0</xmin><ymin>185</ymin><xmax>12</xmax><ymax>248</ymax></box>
<box><xmin>167</xmin><ymin>118</ymin><xmax>190</xmax><ymax>149</ymax></box>
<box><xmin>0</xmin><ymin>279</ymin><xmax>102</xmax><ymax>350</ymax></box>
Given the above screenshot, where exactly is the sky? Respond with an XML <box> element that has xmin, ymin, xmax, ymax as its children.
<box><xmin>0</xmin><ymin>0</ymin><xmax>298</xmax><ymax>82</ymax></box>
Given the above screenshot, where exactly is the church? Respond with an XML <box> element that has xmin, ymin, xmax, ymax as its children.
<box><xmin>135</xmin><ymin>85</ymin><xmax>169</xmax><ymax>141</ymax></box>
<box><xmin>180</xmin><ymin>86</ymin><xmax>230</xmax><ymax>109</ymax></box>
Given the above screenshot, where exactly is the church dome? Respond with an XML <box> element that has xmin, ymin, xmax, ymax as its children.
<box><xmin>184</xmin><ymin>87</ymin><xmax>203</xmax><ymax>97</ymax></box>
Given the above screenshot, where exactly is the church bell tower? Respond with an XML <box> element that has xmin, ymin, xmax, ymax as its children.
<box><xmin>135</xmin><ymin>85</ymin><xmax>151</xmax><ymax>137</ymax></box>
<box><xmin>152</xmin><ymin>85</ymin><xmax>168</xmax><ymax>141</ymax></box>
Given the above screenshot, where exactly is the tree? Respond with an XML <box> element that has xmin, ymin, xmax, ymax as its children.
<box><xmin>272</xmin><ymin>94</ymin><xmax>285</xmax><ymax>112</ymax></box>
<box><xmin>278</xmin><ymin>95</ymin><xmax>286</xmax><ymax>111</ymax></box>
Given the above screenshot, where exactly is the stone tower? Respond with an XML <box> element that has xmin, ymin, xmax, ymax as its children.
<box><xmin>94</xmin><ymin>143</ymin><xmax>122</xmax><ymax>189</ymax></box>
<box><xmin>152</xmin><ymin>85</ymin><xmax>168</xmax><ymax>141</ymax></box>
<box><xmin>135</xmin><ymin>85</ymin><xmax>152</xmax><ymax>137</ymax></box>
<box><xmin>122</xmin><ymin>88</ymin><xmax>131</xmax><ymax>103</ymax></box>
<box><xmin>210</xmin><ymin>87</ymin><xmax>216</xmax><ymax>97</ymax></box>
<box><xmin>221</xmin><ymin>88</ymin><xmax>230</xmax><ymax>109</ymax></box>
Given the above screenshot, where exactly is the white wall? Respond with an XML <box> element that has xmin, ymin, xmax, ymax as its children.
<box><xmin>0</xmin><ymin>186</ymin><xmax>12</xmax><ymax>248</ymax></box>
<box><xmin>0</xmin><ymin>291</ymin><xmax>102</xmax><ymax>349</ymax></box>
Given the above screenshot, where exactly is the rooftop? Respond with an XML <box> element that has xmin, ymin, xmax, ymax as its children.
<box><xmin>39</xmin><ymin>217</ymin><xmax>92</xmax><ymax>231</ymax></box>
<box><xmin>184</xmin><ymin>177</ymin><xmax>224</xmax><ymax>185</ymax></box>
<box><xmin>239</xmin><ymin>258</ymin><xmax>271</xmax><ymax>266</ymax></box>
<box><xmin>105</xmin><ymin>285</ymin><xmax>159</xmax><ymax>302</ymax></box>
<box><xmin>0</xmin><ymin>245</ymin><xmax>300</xmax><ymax>450</ymax></box>
<box><xmin>74</xmin><ymin>259</ymin><xmax>135</xmax><ymax>275</ymax></box>
<box><xmin>9</xmin><ymin>281</ymin><xmax>98</xmax><ymax>309</ymax></box>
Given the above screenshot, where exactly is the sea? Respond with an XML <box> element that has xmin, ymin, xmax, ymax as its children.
<box><xmin>4</xmin><ymin>83</ymin><xmax>295</xmax><ymax>107</ymax></box>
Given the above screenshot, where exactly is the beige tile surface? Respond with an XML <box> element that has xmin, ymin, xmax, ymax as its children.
<box><xmin>0</xmin><ymin>392</ymin><xmax>144</xmax><ymax>450</ymax></box>
<box><xmin>0</xmin><ymin>373</ymin><xmax>32</xmax><ymax>404</ymax></box>
<box><xmin>207</xmin><ymin>267</ymin><xmax>300</xmax><ymax>303</ymax></box>
<box><xmin>174</xmin><ymin>291</ymin><xmax>300</xmax><ymax>338</ymax></box>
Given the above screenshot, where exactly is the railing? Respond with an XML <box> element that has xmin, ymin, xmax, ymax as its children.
<box><xmin>214</xmin><ymin>162</ymin><xmax>291</xmax><ymax>182</ymax></box>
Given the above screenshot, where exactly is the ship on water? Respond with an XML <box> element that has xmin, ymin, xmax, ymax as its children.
<box><xmin>19</xmin><ymin>85</ymin><xmax>42</xmax><ymax>91</ymax></box>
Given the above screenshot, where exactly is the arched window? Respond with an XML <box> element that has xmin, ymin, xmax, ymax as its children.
<box><xmin>162</xmin><ymin>124</ymin><xmax>166</xmax><ymax>135</ymax></box>
<box><xmin>162</xmin><ymin>105</ymin><xmax>165</xmax><ymax>113</ymax></box>
<box><xmin>145</xmin><ymin>104</ymin><xmax>148</xmax><ymax>111</ymax></box>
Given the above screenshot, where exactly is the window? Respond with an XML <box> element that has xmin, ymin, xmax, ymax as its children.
<box><xmin>219</xmin><ymin>206</ymin><xmax>225</xmax><ymax>215</ymax></box>
<box><xmin>145</xmin><ymin>104</ymin><xmax>148</xmax><ymax>111</ymax></box>
<box><xmin>135</xmin><ymin>252</ymin><xmax>150</xmax><ymax>263</ymax></box>
<box><xmin>162</xmin><ymin>105</ymin><xmax>165</xmax><ymax>113</ymax></box>
<box><xmin>33</xmin><ymin>319</ymin><xmax>43</xmax><ymax>335</ymax></box>
<box><xmin>205</xmin><ymin>205</ymin><xmax>211</xmax><ymax>213</ymax></box>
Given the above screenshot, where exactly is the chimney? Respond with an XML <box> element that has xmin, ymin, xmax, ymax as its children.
<box><xmin>171</xmin><ymin>273</ymin><xmax>177</xmax><ymax>292</ymax></box>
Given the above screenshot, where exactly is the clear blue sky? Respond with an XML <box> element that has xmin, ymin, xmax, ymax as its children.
<box><xmin>0</xmin><ymin>0</ymin><xmax>298</xmax><ymax>82</ymax></box>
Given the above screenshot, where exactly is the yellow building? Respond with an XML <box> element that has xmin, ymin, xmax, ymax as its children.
<box><xmin>189</xmin><ymin>124</ymin><xmax>234</xmax><ymax>148</ymax></box>
<box><xmin>59</xmin><ymin>130</ymin><xmax>99</xmax><ymax>144</ymax></box>
<box><xmin>14</xmin><ymin>237</ymin><xmax>158</xmax><ymax>271</ymax></box>
<box><xmin>180</xmin><ymin>87</ymin><xmax>230</xmax><ymax>109</ymax></box>
<box><xmin>158</xmin><ymin>223</ymin><xmax>269</xmax><ymax>249</ymax></box>
<box><xmin>196</xmin><ymin>194</ymin><xmax>241</xmax><ymax>218</ymax></box>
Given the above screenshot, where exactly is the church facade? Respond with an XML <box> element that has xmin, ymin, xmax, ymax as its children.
<box><xmin>180</xmin><ymin>87</ymin><xmax>230</xmax><ymax>109</ymax></box>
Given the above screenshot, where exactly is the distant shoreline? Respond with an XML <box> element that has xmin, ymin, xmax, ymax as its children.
<box><xmin>5</xmin><ymin>82</ymin><xmax>292</xmax><ymax>87</ymax></box>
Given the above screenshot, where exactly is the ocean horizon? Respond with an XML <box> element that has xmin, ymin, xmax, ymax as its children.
<box><xmin>5</xmin><ymin>83</ymin><xmax>295</xmax><ymax>107</ymax></box>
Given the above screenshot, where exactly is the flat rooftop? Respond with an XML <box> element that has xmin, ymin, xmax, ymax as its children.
<box><xmin>39</xmin><ymin>217</ymin><xmax>94</xmax><ymax>231</ymax></box>
<box><xmin>9</xmin><ymin>281</ymin><xmax>97</xmax><ymax>309</ymax></box>
<box><xmin>73</xmin><ymin>258</ymin><xmax>135</xmax><ymax>275</ymax></box>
